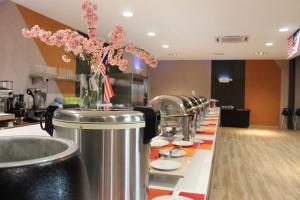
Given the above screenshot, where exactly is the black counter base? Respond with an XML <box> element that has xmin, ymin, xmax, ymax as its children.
<box><xmin>221</xmin><ymin>109</ymin><xmax>250</xmax><ymax>128</ymax></box>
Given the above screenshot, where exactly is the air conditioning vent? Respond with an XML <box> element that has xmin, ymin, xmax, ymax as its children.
<box><xmin>216</xmin><ymin>36</ymin><xmax>249</xmax><ymax>43</ymax></box>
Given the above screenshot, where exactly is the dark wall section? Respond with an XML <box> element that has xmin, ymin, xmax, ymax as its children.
<box><xmin>211</xmin><ymin>60</ymin><xmax>246</xmax><ymax>108</ymax></box>
<box><xmin>288</xmin><ymin>58</ymin><xmax>296</xmax><ymax>129</ymax></box>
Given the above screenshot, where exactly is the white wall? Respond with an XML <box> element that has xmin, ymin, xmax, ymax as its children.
<box><xmin>0</xmin><ymin>0</ymin><xmax>61</xmax><ymax>105</ymax></box>
<box><xmin>276</xmin><ymin>60</ymin><xmax>289</xmax><ymax>118</ymax></box>
<box><xmin>148</xmin><ymin>60</ymin><xmax>211</xmax><ymax>99</ymax></box>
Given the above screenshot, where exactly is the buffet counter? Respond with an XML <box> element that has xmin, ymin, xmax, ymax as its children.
<box><xmin>0</xmin><ymin>108</ymin><xmax>220</xmax><ymax>200</ymax></box>
<box><xmin>149</xmin><ymin>108</ymin><xmax>220</xmax><ymax>200</ymax></box>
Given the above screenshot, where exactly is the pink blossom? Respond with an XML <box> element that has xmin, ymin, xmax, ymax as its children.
<box><xmin>118</xmin><ymin>59</ymin><xmax>128</xmax><ymax>71</ymax></box>
<box><xmin>125</xmin><ymin>42</ymin><xmax>135</xmax><ymax>53</ymax></box>
<box><xmin>62</xmin><ymin>54</ymin><xmax>71</xmax><ymax>62</ymax></box>
<box><xmin>109</xmin><ymin>25</ymin><xmax>126</xmax><ymax>48</ymax></box>
<box><xmin>22</xmin><ymin>0</ymin><xmax>158</xmax><ymax>72</ymax></box>
<box><xmin>22</xmin><ymin>29</ymin><xmax>32</xmax><ymax>38</ymax></box>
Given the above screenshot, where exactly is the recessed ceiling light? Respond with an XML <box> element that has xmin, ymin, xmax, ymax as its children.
<box><xmin>279</xmin><ymin>27</ymin><xmax>289</xmax><ymax>32</ymax></box>
<box><xmin>265</xmin><ymin>42</ymin><xmax>273</xmax><ymax>46</ymax></box>
<box><xmin>256</xmin><ymin>52</ymin><xmax>267</xmax><ymax>55</ymax></box>
<box><xmin>162</xmin><ymin>44</ymin><xmax>169</xmax><ymax>48</ymax></box>
<box><xmin>147</xmin><ymin>32</ymin><xmax>156</xmax><ymax>37</ymax></box>
<box><xmin>213</xmin><ymin>52</ymin><xmax>224</xmax><ymax>55</ymax></box>
<box><xmin>122</xmin><ymin>11</ymin><xmax>133</xmax><ymax>18</ymax></box>
<box><xmin>168</xmin><ymin>52</ymin><xmax>182</xmax><ymax>56</ymax></box>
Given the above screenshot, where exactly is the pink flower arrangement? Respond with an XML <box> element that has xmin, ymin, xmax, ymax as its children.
<box><xmin>22</xmin><ymin>0</ymin><xmax>158</xmax><ymax>72</ymax></box>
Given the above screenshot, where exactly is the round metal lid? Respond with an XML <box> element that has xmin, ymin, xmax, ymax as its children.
<box><xmin>53</xmin><ymin>109</ymin><xmax>144</xmax><ymax>124</ymax></box>
<box><xmin>150</xmin><ymin>95</ymin><xmax>189</xmax><ymax>116</ymax></box>
<box><xmin>178</xmin><ymin>96</ymin><xmax>198</xmax><ymax>112</ymax></box>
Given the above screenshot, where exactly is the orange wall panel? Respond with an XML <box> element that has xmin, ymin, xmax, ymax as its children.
<box><xmin>245</xmin><ymin>60</ymin><xmax>281</xmax><ymax>126</ymax></box>
<box><xmin>17</xmin><ymin>5</ymin><xmax>76</xmax><ymax>96</ymax></box>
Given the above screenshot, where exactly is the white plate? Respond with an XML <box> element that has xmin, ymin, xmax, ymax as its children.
<box><xmin>171</xmin><ymin>149</ymin><xmax>186</xmax><ymax>157</ymax></box>
<box><xmin>196</xmin><ymin>128</ymin><xmax>205</xmax><ymax>132</ymax></box>
<box><xmin>191</xmin><ymin>138</ymin><xmax>204</xmax><ymax>143</ymax></box>
<box><xmin>199</xmin><ymin>121</ymin><xmax>210</xmax><ymax>126</ymax></box>
<box><xmin>205</xmin><ymin>117</ymin><xmax>218</xmax><ymax>120</ymax></box>
<box><xmin>150</xmin><ymin>160</ymin><xmax>181</xmax><ymax>171</ymax></box>
<box><xmin>151</xmin><ymin>139</ymin><xmax>169</xmax><ymax>148</ymax></box>
<box><xmin>172</xmin><ymin>141</ymin><xmax>194</xmax><ymax>147</ymax></box>
<box><xmin>207</xmin><ymin>112</ymin><xmax>217</xmax><ymax>116</ymax></box>
<box><xmin>153</xmin><ymin>195</ymin><xmax>192</xmax><ymax>200</ymax></box>
<box><xmin>173</xmin><ymin>134</ymin><xmax>184</xmax><ymax>140</ymax></box>
<box><xmin>159</xmin><ymin>149</ymin><xmax>186</xmax><ymax>157</ymax></box>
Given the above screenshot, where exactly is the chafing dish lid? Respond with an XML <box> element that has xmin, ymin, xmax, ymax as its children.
<box><xmin>178</xmin><ymin>96</ymin><xmax>198</xmax><ymax>112</ymax></box>
<box><xmin>150</xmin><ymin>95</ymin><xmax>190</xmax><ymax>116</ymax></box>
<box><xmin>53</xmin><ymin>109</ymin><xmax>144</xmax><ymax>124</ymax></box>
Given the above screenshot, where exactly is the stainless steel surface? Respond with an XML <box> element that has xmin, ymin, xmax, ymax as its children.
<box><xmin>27</xmin><ymin>88</ymin><xmax>46</xmax><ymax>109</ymax></box>
<box><xmin>177</xmin><ymin>96</ymin><xmax>198</xmax><ymax>139</ymax></box>
<box><xmin>150</xmin><ymin>95</ymin><xmax>187</xmax><ymax>116</ymax></box>
<box><xmin>196</xmin><ymin>96</ymin><xmax>210</xmax><ymax>115</ymax></box>
<box><xmin>53</xmin><ymin>109</ymin><xmax>148</xmax><ymax>200</ymax></box>
<box><xmin>0</xmin><ymin>100</ymin><xmax>5</xmax><ymax>113</ymax></box>
<box><xmin>0</xmin><ymin>80</ymin><xmax>13</xmax><ymax>90</ymax></box>
<box><xmin>150</xmin><ymin>95</ymin><xmax>195</xmax><ymax>141</ymax></box>
<box><xmin>53</xmin><ymin>109</ymin><xmax>144</xmax><ymax>123</ymax></box>
<box><xmin>0</xmin><ymin>136</ymin><xmax>77</xmax><ymax>168</ymax></box>
<box><xmin>110</xmin><ymin>73</ymin><xmax>148</xmax><ymax>107</ymax></box>
<box><xmin>188</xmin><ymin>96</ymin><xmax>205</xmax><ymax>124</ymax></box>
<box><xmin>0</xmin><ymin>90</ymin><xmax>12</xmax><ymax>99</ymax></box>
<box><xmin>178</xmin><ymin>96</ymin><xmax>198</xmax><ymax>113</ymax></box>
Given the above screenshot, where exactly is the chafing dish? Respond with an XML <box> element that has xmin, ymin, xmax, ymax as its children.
<box><xmin>197</xmin><ymin>96</ymin><xmax>210</xmax><ymax>115</ymax></box>
<box><xmin>188</xmin><ymin>96</ymin><xmax>204</xmax><ymax>124</ymax></box>
<box><xmin>150</xmin><ymin>95</ymin><xmax>195</xmax><ymax>141</ymax></box>
<box><xmin>192</xmin><ymin>96</ymin><xmax>206</xmax><ymax>122</ymax></box>
<box><xmin>178</xmin><ymin>96</ymin><xmax>198</xmax><ymax>137</ymax></box>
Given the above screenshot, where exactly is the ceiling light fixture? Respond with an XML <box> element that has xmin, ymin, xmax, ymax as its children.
<box><xmin>162</xmin><ymin>44</ymin><xmax>169</xmax><ymax>48</ymax></box>
<box><xmin>213</xmin><ymin>52</ymin><xmax>225</xmax><ymax>55</ymax></box>
<box><xmin>279</xmin><ymin>27</ymin><xmax>289</xmax><ymax>32</ymax></box>
<box><xmin>265</xmin><ymin>42</ymin><xmax>273</xmax><ymax>46</ymax></box>
<box><xmin>256</xmin><ymin>52</ymin><xmax>267</xmax><ymax>55</ymax></box>
<box><xmin>147</xmin><ymin>32</ymin><xmax>156</xmax><ymax>37</ymax></box>
<box><xmin>122</xmin><ymin>11</ymin><xmax>133</xmax><ymax>18</ymax></box>
<box><xmin>168</xmin><ymin>52</ymin><xmax>182</xmax><ymax>56</ymax></box>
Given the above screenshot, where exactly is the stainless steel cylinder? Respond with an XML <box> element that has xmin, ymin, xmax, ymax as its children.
<box><xmin>52</xmin><ymin>109</ymin><xmax>147</xmax><ymax>200</ymax></box>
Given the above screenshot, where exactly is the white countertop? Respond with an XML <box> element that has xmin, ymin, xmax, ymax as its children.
<box><xmin>149</xmin><ymin>108</ymin><xmax>220</xmax><ymax>198</ymax></box>
<box><xmin>0</xmin><ymin>124</ymin><xmax>48</xmax><ymax>137</ymax></box>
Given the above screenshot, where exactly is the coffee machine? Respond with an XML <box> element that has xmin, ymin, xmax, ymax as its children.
<box><xmin>7</xmin><ymin>93</ymin><xmax>26</xmax><ymax>117</ymax></box>
<box><xmin>0</xmin><ymin>81</ymin><xmax>13</xmax><ymax>113</ymax></box>
<box><xmin>0</xmin><ymin>92</ymin><xmax>10</xmax><ymax>113</ymax></box>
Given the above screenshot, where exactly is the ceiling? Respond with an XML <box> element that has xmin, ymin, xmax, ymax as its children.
<box><xmin>11</xmin><ymin>0</ymin><xmax>300</xmax><ymax>60</ymax></box>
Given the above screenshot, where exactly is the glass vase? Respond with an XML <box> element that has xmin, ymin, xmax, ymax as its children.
<box><xmin>80</xmin><ymin>73</ymin><xmax>102</xmax><ymax>110</ymax></box>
